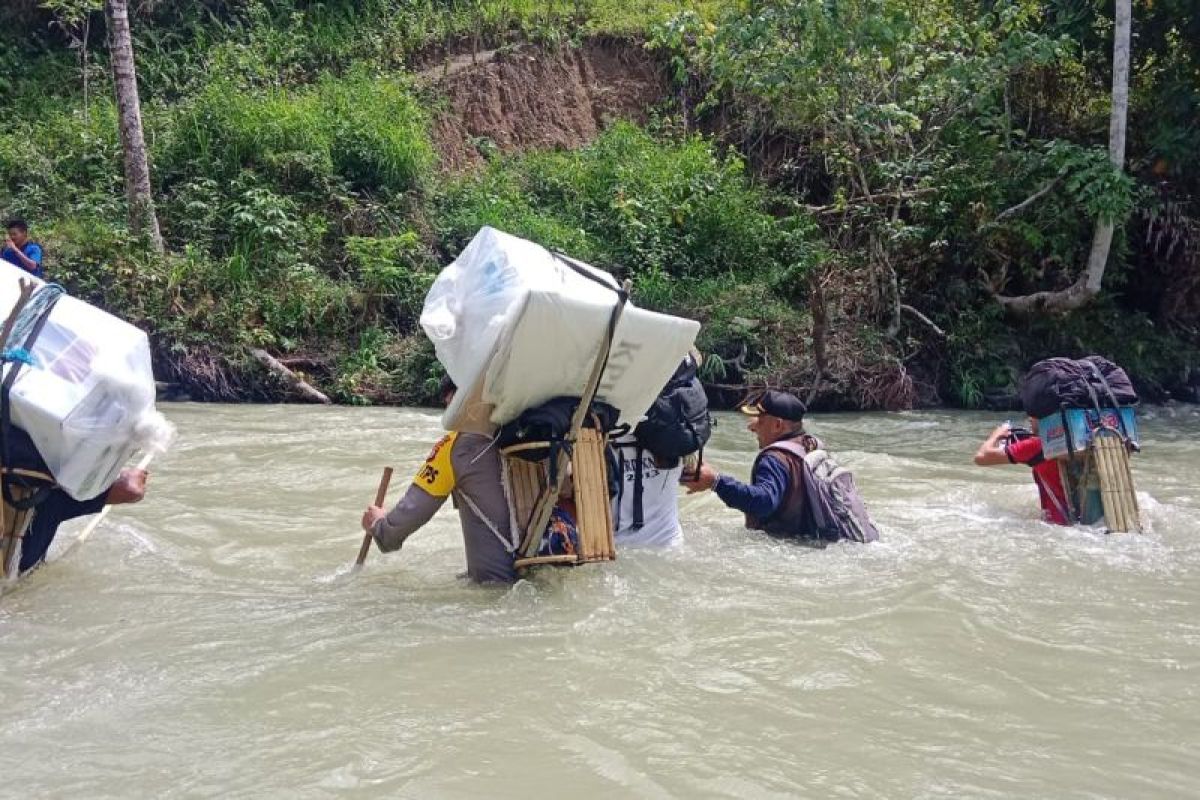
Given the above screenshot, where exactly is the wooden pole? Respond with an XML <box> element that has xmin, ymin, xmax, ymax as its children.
<box><xmin>1119</xmin><ymin>439</ymin><xmax>1143</xmax><ymax>532</ymax></box>
<box><xmin>57</xmin><ymin>450</ymin><xmax>156</xmax><ymax>561</ymax></box>
<box><xmin>353</xmin><ymin>467</ymin><xmax>393</xmax><ymax>571</ymax></box>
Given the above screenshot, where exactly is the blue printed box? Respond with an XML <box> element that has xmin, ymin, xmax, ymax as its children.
<box><xmin>1037</xmin><ymin>407</ymin><xmax>1138</xmax><ymax>460</ymax></box>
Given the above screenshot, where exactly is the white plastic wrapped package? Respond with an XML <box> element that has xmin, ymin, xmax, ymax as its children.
<box><xmin>421</xmin><ymin>227</ymin><xmax>700</xmax><ymax>430</ymax></box>
<box><xmin>0</xmin><ymin>260</ymin><xmax>172</xmax><ymax>500</ymax></box>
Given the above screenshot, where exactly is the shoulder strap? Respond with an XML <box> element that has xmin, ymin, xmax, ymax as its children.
<box><xmin>1031</xmin><ymin>469</ymin><xmax>1072</xmax><ymax>524</ymax></box>
<box><xmin>1083</xmin><ymin>361</ymin><xmax>1131</xmax><ymax>440</ymax></box>
<box><xmin>632</xmin><ymin>445</ymin><xmax>645</xmax><ymax>530</ymax></box>
<box><xmin>455</xmin><ymin>488</ymin><xmax>519</xmax><ymax>554</ymax></box>
<box><xmin>764</xmin><ymin>440</ymin><xmax>809</xmax><ymax>461</ymax></box>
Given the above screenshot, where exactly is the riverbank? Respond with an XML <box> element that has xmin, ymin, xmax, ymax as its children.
<box><xmin>1</xmin><ymin>2</ymin><xmax>1197</xmax><ymax>411</ymax></box>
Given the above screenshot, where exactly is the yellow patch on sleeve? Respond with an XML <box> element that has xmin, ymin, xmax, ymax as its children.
<box><xmin>411</xmin><ymin>432</ymin><xmax>457</xmax><ymax>497</ymax></box>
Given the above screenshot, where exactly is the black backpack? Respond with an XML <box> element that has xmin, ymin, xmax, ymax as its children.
<box><xmin>615</xmin><ymin>355</ymin><xmax>711</xmax><ymax>531</ymax></box>
<box><xmin>633</xmin><ymin>354</ymin><xmax>712</xmax><ymax>466</ymax></box>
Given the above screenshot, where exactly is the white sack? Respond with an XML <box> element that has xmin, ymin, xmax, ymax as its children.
<box><xmin>421</xmin><ymin>227</ymin><xmax>700</xmax><ymax>430</ymax></box>
<box><xmin>0</xmin><ymin>261</ymin><xmax>172</xmax><ymax>499</ymax></box>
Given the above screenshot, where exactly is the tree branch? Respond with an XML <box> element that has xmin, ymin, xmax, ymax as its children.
<box><xmin>994</xmin><ymin>275</ymin><xmax>1098</xmax><ymax>315</ymax></box>
<box><xmin>899</xmin><ymin>304</ymin><xmax>947</xmax><ymax>339</ymax></box>
<box><xmin>979</xmin><ymin>176</ymin><xmax>1063</xmax><ymax>231</ymax></box>
<box><xmin>805</xmin><ymin>187</ymin><xmax>936</xmax><ymax>217</ymax></box>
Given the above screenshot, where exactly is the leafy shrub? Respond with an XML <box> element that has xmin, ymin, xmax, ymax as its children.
<box><xmin>164</xmin><ymin>73</ymin><xmax>432</xmax><ymax>198</ymax></box>
<box><xmin>438</xmin><ymin>122</ymin><xmax>815</xmax><ymax>289</ymax></box>
<box><xmin>345</xmin><ymin>232</ymin><xmax>438</xmax><ymax>326</ymax></box>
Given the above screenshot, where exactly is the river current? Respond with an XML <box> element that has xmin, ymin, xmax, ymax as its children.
<box><xmin>1</xmin><ymin>404</ymin><xmax>1197</xmax><ymax>798</ymax></box>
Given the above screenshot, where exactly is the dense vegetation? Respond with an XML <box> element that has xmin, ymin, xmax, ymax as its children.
<box><xmin>0</xmin><ymin>0</ymin><xmax>1196</xmax><ymax>408</ymax></box>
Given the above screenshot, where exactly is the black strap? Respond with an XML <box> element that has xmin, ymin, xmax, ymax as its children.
<box><xmin>550</xmin><ymin>252</ymin><xmax>624</xmax><ymax>295</ymax></box>
<box><xmin>1083</xmin><ymin>361</ymin><xmax>1131</xmax><ymax>440</ymax></box>
<box><xmin>1</xmin><ymin>290</ymin><xmax>61</xmax><ymax>510</ymax></box>
<box><xmin>632</xmin><ymin>445</ymin><xmax>645</xmax><ymax>530</ymax></box>
<box><xmin>613</xmin><ymin>448</ymin><xmax>625</xmax><ymax>531</ymax></box>
<box><xmin>1061</xmin><ymin>405</ymin><xmax>1075</xmax><ymax>460</ymax></box>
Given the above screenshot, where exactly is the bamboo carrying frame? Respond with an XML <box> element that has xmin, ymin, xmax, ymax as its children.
<box><xmin>503</xmin><ymin>279</ymin><xmax>631</xmax><ymax>573</ymax></box>
<box><xmin>503</xmin><ymin>426</ymin><xmax>615</xmax><ymax>569</ymax></box>
<box><xmin>1058</xmin><ymin>423</ymin><xmax>1142</xmax><ymax>534</ymax></box>
<box><xmin>0</xmin><ymin>469</ymin><xmax>54</xmax><ymax>581</ymax></box>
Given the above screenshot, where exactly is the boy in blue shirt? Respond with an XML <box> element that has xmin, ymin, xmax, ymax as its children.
<box><xmin>3</xmin><ymin>218</ymin><xmax>44</xmax><ymax>278</ymax></box>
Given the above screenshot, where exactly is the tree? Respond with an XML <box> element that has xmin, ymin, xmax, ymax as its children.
<box><xmin>105</xmin><ymin>0</ymin><xmax>163</xmax><ymax>253</ymax></box>
<box><xmin>997</xmin><ymin>0</ymin><xmax>1132</xmax><ymax>314</ymax></box>
<box><xmin>41</xmin><ymin>0</ymin><xmax>103</xmax><ymax>123</ymax></box>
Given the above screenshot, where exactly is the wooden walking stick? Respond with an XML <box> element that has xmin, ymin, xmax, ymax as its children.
<box><xmin>58</xmin><ymin>451</ymin><xmax>157</xmax><ymax>560</ymax></box>
<box><xmin>353</xmin><ymin>466</ymin><xmax>393</xmax><ymax>572</ymax></box>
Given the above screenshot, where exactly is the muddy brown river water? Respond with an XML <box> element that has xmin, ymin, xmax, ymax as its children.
<box><xmin>1</xmin><ymin>403</ymin><xmax>1197</xmax><ymax>798</ymax></box>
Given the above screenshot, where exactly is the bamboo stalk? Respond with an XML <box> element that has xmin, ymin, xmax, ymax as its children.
<box><xmin>1120</xmin><ymin>440</ymin><xmax>1143</xmax><ymax>533</ymax></box>
<box><xmin>1095</xmin><ymin>432</ymin><xmax>1136</xmax><ymax>532</ymax></box>
<box><xmin>1094</xmin><ymin>434</ymin><xmax>1121</xmax><ymax>531</ymax></box>
<box><xmin>1110</xmin><ymin>437</ymin><xmax>1135</xmax><ymax>532</ymax></box>
<box><xmin>352</xmin><ymin>467</ymin><xmax>394</xmax><ymax>572</ymax></box>
<box><xmin>1109</xmin><ymin>434</ymin><xmax>1138</xmax><ymax>532</ymax></box>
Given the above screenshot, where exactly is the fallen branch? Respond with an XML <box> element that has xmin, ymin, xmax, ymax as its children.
<box><xmin>250</xmin><ymin>348</ymin><xmax>332</xmax><ymax>404</ymax></box>
<box><xmin>899</xmin><ymin>304</ymin><xmax>947</xmax><ymax>339</ymax></box>
<box><xmin>278</xmin><ymin>356</ymin><xmax>328</xmax><ymax>370</ymax></box>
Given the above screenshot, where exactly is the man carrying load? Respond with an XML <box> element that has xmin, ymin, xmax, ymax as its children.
<box><xmin>973</xmin><ymin>419</ymin><xmax>1070</xmax><ymax>525</ymax></box>
<box><xmin>360</xmin><ymin>377</ymin><xmax>517</xmax><ymax>584</ymax></box>
<box><xmin>6</xmin><ymin>426</ymin><xmax>148</xmax><ymax>575</ymax></box>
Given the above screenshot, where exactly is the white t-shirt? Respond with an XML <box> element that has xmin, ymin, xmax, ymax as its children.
<box><xmin>611</xmin><ymin>437</ymin><xmax>682</xmax><ymax>548</ymax></box>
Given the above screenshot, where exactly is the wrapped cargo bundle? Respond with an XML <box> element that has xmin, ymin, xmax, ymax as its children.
<box><xmin>0</xmin><ymin>260</ymin><xmax>171</xmax><ymax>500</ymax></box>
<box><xmin>421</xmin><ymin>226</ymin><xmax>700</xmax><ymax>431</ymax></box>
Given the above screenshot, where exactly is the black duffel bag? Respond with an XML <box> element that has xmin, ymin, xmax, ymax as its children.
<box><xmin>1019</xmin><ymin>356</ymin><xmax>1138</xmax><ymax>418</ymax></box>
<box><xmin>496</xmin><ymin>396</ymin><xmax>622</xmax><ymax>495</ymax></box>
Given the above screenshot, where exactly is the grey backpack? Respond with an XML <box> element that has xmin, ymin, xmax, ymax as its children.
<box><xmin>773</xmin><ymin>437</ymin><xmax>880</xmax><ymax>543</ymax></box>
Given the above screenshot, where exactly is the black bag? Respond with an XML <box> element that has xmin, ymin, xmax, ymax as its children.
<box><xmin>1019</xmin><ymin>356</ymin><xmax>1138</xmax><ymax>419</ymax></box>
<box><xmin>633</xmin><ymin>354</ymin><xmax>712</xmax><ymax>466</ymax></box>
<box><xmin>496</xmin><ymin>396</ymin><xmax>620</xmax><ymax>494</ymax></box>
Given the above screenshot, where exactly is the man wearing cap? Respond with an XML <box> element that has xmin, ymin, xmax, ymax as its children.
<box><xmin>682</xmin><ymin>390</ymin><xmax>879</xmax><ymax>542</ymax></box>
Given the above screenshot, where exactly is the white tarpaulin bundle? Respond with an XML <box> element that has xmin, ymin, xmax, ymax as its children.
<box><xmin>0</xmin><ymin>260</ymin><xmax>172</xmax><ymax>500</ymax></box>
<box><xmin>421</xmin><ymin>227</ymin><xmax>700</xmax><ymax>431</ymax></box>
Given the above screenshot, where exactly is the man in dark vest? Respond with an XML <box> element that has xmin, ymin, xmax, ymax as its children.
<box><xmin>683</xmin><ymin>389</ymin><xmax>879</xmax><ymax>543</ymax></box>
<box><xmin>683</xmin><ymin>389</ymin><xmax>818</xmax><ymax>534</ymax></box>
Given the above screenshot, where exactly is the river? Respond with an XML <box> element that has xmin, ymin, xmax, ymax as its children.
<box><xmin>2</xmin><ymin>404</ymin><xmax>1198</xmax><ymax>798</ymax></box>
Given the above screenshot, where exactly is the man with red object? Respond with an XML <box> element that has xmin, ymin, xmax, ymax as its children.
<box><xmin>974</xmin><ymin>419</ymin><xmax>1070</xmax><ymax>525</ymax></box>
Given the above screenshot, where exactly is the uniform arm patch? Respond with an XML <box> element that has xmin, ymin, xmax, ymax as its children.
<box><xmin>411</xmin><ymin>433</ymin><xmax>458</xmax><ymax>497</ymax></box>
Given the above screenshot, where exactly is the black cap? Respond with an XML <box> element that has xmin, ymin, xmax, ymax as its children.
<box><xmin>739</xmin><ymin>389</ymin><xmax>806</xmax><ymax>422</ymax></box>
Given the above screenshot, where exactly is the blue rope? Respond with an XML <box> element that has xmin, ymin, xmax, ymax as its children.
<box><xmin>0</xmin><ymin>348</ymin><xmax>35</xmax><ymax>367</ymax></box>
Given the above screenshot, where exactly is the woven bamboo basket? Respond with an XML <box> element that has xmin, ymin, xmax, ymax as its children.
<box><xmin>503</xmin><ymin>427</ymin><xmax>615</xmax><ymax>570</ymax></box>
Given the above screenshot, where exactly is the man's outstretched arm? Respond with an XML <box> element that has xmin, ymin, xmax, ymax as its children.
<box><xmin>974</xmin><ymin>424</ymin><xmax>1012</xmax><ymax>466</ymax></box>
<box><xmin>362</xmin><ymin>483</ymin><xmax>447</xmax><ymax>552</ymax></box>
